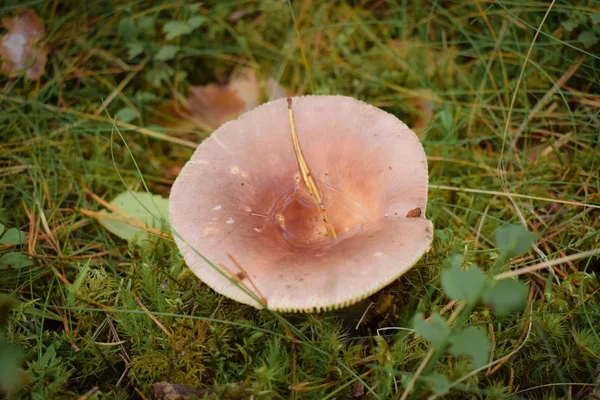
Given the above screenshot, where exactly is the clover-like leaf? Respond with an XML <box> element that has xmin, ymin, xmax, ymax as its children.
<box><xmin>0</xmin><ymin>332</ymin><xmax>23</xmax><ymax>392</ymax></box>
<box><xmin>163</xmin><ymin>21</ymin><xmax>193</xmax><ymax>40</ymax></box>
<box><xmin>483</xmin><ymin>279</ymin><xmax>528</xmax><ymax>316</ymax></box>
<box><xmin>154</xmin><ymin>45</ymin><xmax>179</xmax><ymax>61</ymax></box>
<box><xmin>578</xmin><ymin>31</ymin><xmax>598</xmax><ymax>48</ymax></box>
<box><xmin>448</xmin><ymin>327</ymin><xmax>490</xmax><ymax>368</ymax></box>
<box><xmin>0</xmin><ymin>252</ymin><xmax>33</xmax><ymax>269</ymax></box>
<box><xmin>412</xmin><ymin>312</ymin><xmax>450</xmax><ymax>349</ymax></box>
<box><xmin>126</xmin><ymin>41</ymin><xmax>145</xmax><ymax>59</ymax></box>
<box><xmin>97</xmin><ymin>191</ymin><xmax>168</xmax><ymax>246</ymax></box>
<box><xmin>494</xmin><ymin>225</ymin><xmax>536</xmax><ymax>257</ymax></box>
<box><xmin>115</xmin><ymin>107</ymin><xmax>138</xmax><ymax>123</ymax></box>
<box><xmin>441</xmin><ymin>254</ymin><xmax>487</xmax><ymax>302</ymax></box>
<box><xmin>425</xmin><ymin>372</ymin><xmax>450</xmax><ymax>396</ymax></box>
<box><xmin>118</xmin><ymin>18</ymin><xmax>138</xmax><ymax>38</ymax></box>
<box><xmin>0</xmin><ymin>228</ymin><xmax>25</xmax><ymax>245</ymax></box>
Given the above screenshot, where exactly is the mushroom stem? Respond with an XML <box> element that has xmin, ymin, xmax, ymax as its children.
<box><xmin>287</xmin><ymin>98</ymin><xmax>338</xmax><ymax>239</ymax></box>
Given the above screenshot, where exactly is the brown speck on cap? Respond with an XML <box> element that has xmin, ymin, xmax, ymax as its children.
<box><xmin>169</xmin><ymin>96</ymin><xmax>433</xmax><ymax>312</ymax></box>
<box><xmin>406</xmin><ymin>207</ymin><xmax>422</xmax><ymax>218</ymax></box>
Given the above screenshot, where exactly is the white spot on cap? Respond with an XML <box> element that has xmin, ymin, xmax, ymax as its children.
<box><xmin>374</xmin><ymin>252</ymin><xmax>385</xmax><ymax>257</ymax></box>
<box><xmin>226</xmin><ymin>217</ymin><xmax>235</xmax><ymax>224</ymax></box>
<box><xmin>244</xmin><ymin>206</ymin><xmax>252</xmax><ymax>212</ymax></box>
<box><xmin>201</xmin><ymin>226</ymin><xmax>214</xmax><ymax>236</ymax></box>
<box><xmin>213</xmin><ymin>205</ymin><xmax>222</xmax><ymax>211</ymax></box>
<box><xmin>253</xmin><ymin>227</ymin><xmax>264</xmax><ymax>233</ymax></box>
<box><xmin>241</xmin><ymin>171</ymin><xmax>249</xmax><ymax>178</ymax></box>
<box><xmin>231</xmin><ymin>167</ymin><xmax>240</xmax><ymax>174</ymax></box>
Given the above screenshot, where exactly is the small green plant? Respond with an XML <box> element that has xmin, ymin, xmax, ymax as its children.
<box><xmin>406</xmin><ymin>224</ymin><xmax>534</xmax><ymax>398</ymax></box>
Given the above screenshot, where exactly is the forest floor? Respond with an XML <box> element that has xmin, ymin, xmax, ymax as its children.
<box><xmin>1</xmin><ymin>1</ymin><xmax>599</xmax><ymax>399</ymax></box>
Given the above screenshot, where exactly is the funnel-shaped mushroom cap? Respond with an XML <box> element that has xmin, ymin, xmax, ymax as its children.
<box><xmin>170</xmin><ymin>95</ymin><xmax>433</xmax><ymax>312</ymax></box>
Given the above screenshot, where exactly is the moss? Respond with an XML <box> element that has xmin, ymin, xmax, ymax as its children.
<box><xmin>1</xmin><ymin>0</ymin><xmax>599</xmax><ymax>398</ymax></box>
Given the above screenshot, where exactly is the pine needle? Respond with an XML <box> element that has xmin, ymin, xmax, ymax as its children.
<box><xmin>287</xmin><ymin>98</ymin><xmax>337</xmax><ymax>239</ymax></box>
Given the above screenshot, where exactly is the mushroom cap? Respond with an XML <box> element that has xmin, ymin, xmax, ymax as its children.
<box><xmin>169</xmin><ymin>95</ymin><xmax>433</xmax><ymax>312</ymax></box>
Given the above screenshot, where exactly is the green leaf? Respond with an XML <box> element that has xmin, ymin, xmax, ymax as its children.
<box><xmin>187</xmin><ymin>15</ymin><xmax>205</xmax><ymax>30</ymax></box>
<box><xmin>154</xmin><ymin>45</ymin><xmax>179</xmax><ymax>61</ymax></box>
<box><xmin>118</xmin><ymin>18</ymin><xmax>138</xmax><ymax>38</ymax></box>
<box><xmin>483</xmin><ymin>279</ymin><xmax>528</xmax><ymax>315</ymax></box>
<box><xmin>115</xmin><ymin>107</ymin><xmax>138</xmax><ymax>123</ymax></box>
<box><xmin>494</xmin><ymin>225</ymin><xmax>536</xmax><ymax>257</ymax></box>
<box><xmin>97</xmin><ymin>191</ymin><xmax>168</xmax><ymax>246</ymax></box>
<box><xmin>438</xmin><ymin>109</ymin><xmax>453</xmax><ymax>133</ymax></box>
<box><xmin>0</xmin><ymin>333</ymin><xmax>23</xmax><ymax>392</ymax></box>
<box><xmin>126</xmin><ymin>41</ymin><xmax>145</xmax><ymax>59</ymax></box>
<box><xmin>425</xmin><ymin>372</ymin><xmax>450</xmax><ymax>396</ymax></box>
<box><xmin>448</xmin><ymin>327</ymin><xmax>490</xmax><ymax>368</ymax></box>
<box><xmin>136</xmin><ymin>91</ymin><xmax>157</xmax><ymax>102</ymax></box>
<box><xmin>137</xmin><ymin>16</ymin><xmax>155</xmax><ymax>32</ymax></box>
<box><xmin>561</xmin><ymin>18</ymin><xmax>580</xmax><ymax>32</ymax></box>
<box><xmin>146</xmin><ymin>69</ymin><xmax>172</xmax><ymax>88</ymax></box>
<box><xmin>412</xmin><ymin>312</ymin><xmax>450</xmax><ymax>348</ymax></box>
<box><xmin>163</xmin><ymin>21</ymin><xmax>193</xmax><ymax>40</ymax></box>
<box><xmin>0</xmin><ymin>252</ymin><xmax>34</xmax><ymax>269</ymax></box>
<box><xmin>577</xmin><ymin>31</ymin><xmax>598</xmax><ymax>48</ymax></box>
<box><xmin>0</xmin><ymin>228</ymin><xmax>25</xmax><ymax>245</ymax></box>
<box><xmin>591</xmin><ymin>12</ymin><xmax>600</xmax><ymax>25</ymax></box>
<box><xmin>441</xmin><ymin>255</ymin><xmax>487</xmax><ymax>302</ymax></box>
<box><xmin>0</xmin><ymin>223</ymin><xmax>4</xmax><ymax>236</ymax></box>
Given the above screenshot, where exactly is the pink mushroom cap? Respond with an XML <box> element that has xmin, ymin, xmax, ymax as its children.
<box><xmin>169</xmin><ymin>95</ymin><xmax>433</xmax><ymax>312</ymax></box>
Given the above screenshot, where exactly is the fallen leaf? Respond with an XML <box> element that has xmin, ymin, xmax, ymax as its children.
<box><xmin>0</xmin><ymin>8</ymin><xmax>48</xmax><ymax>80</ymax></box>
<box><xmin>407</xmin><ymin>93</ymin><xmax>434</xmax><ymax>132</ymax></box>
<box><xmin>97</xmin><ymin>191</ymin><xmax>169</xmax><ymax>246</ymax></box>
<box><xmin>156</xmin><ymin>67</ymin><xmax>288</xmax><ymax>132</ymax></box>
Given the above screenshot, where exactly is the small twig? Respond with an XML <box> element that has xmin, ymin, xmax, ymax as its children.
<box><xmin>78</xmin><ymin>208</ymin><xmax>170</xmax><ymax>240</ymax></box>
<box><xmin>494</xmin><ymin>248</ymin><xmax>600</xmax><ymax>280</ymax></box>
<box><xmin>287</xmin><ymin>98</ymin><xmax>337</xmax><ymax>238</ymax></box>
<box><xmin>227</xmin><ymin>254</ymin><xmax>267</xmax><ymax>306</ymax></box>
<box><xmin>77</xmin><ymin>386</ymin><xmax>99</xmax><ymax>400</ymax></box>
<box><xmin>135</xmin><ymin>297</ymin><xmax>172</xmax><ymax>337</ymax></box>
<box><xmin>61</xmin><ymin>308</ymin><xmax>79</xmax><ymax>351</ymax></box>
<box><xmin>134</xmin><ymin>387</ymin><xmax>150</xmax><ymax>400</ymax></box>
<box><xmin>429</xmin><ymin>184</ymin><xmax>600</xmax><ymax>210</ymax></box>
<box><xmin>487</xmin><ymin>323</ymin><xmax>496</xmax><ymax>374</ymax></box>
<box><xmin>474</xmin><ymin>205</ymin><xmax>490</xmax><ymax>249</ymax></box>
<box><xmin>51</xmin><ymin>266</ymin><xmax>72</xmax><ymax>286</ymax></box>
<box><xmin>355</xmin><ymin>302</ymin><xmax>374</xmax><ymax>330</ymax></box>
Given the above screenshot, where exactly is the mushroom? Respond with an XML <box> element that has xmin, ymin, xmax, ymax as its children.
<box><xmin>169</xmin><ymin>95</ymin><xmax>433</xmax><ymax>312</ymax></box>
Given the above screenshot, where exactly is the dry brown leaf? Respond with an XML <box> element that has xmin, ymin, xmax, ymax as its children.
<box><xmin>0</xmin><ymin>8</ymin><xmax>48</xmax><ymax>80</ymax></box>
<box><xmin>156</xmin><ymin>68</ymin><xmax>288</xmax><ymax>132</ymax></box>
<box><xmin>407</xmin><ymin>94</ymin><xmax>434</xmax><ymax>132</ymax></box>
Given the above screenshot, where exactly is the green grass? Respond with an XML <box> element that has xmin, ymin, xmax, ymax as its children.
<box><xmin>1</xmin><ymin>0</ymin><xmax>600</xmax><ymax>399</ymax></box>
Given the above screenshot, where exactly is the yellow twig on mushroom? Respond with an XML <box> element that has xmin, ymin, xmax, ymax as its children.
<box><xmin>286</xmin><ymin>97</ymin><xmax>337</xmax><ymax>239</ymax></box>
